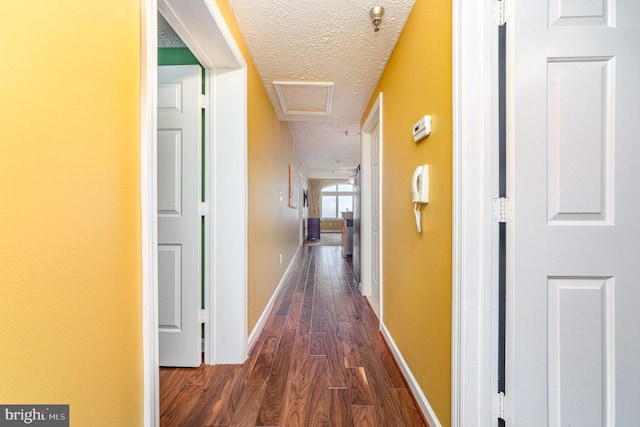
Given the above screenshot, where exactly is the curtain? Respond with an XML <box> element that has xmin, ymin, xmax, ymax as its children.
<box><xmin>308</xmin><ymin>179</ymin><xmax>323</xmax><ymax>218</ymax></box>
<box><xmin>307</xmin><ymin>178</ymin><xmax>350</xmax><ymax>218</ymax></box>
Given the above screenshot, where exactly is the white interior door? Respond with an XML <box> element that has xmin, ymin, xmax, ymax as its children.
<box><xmin>369</xmin><ymin>121</ymin><xmax>382</xmax><ymax>320</ymax></box>
<box><xmin>157</xmin><ymin>65</ymin><xmax>202</xmax><ymax>367</ymax></box>
<box><xmin>508</xmin><ymin>1</ymin><xmax>640</xmax><ymax>425</ymax></box>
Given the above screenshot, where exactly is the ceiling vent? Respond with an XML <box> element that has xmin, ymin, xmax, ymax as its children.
<box><xmin>273</xmin><ymin>81</ymin><xmax>334</xmax><ymax>119</ymax></box>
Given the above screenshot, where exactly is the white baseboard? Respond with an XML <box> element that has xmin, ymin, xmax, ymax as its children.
<box><xmin>380</xmin><ymin>322</ymin><xmax>442</xmax><ymax>427</ymax></box>
<box><xmin>247</xmin><ymin>246</ymin><xmax>301</xmax><ymax>351</ymax></box>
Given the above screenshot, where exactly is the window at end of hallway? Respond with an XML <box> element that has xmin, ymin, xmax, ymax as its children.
<box><xmin>321</xmin><ymin>184</ymin><xmax>353</xmax><ymax>218</ymax></box>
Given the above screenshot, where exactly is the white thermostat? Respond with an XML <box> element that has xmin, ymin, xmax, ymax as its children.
<box><xmin>412</xmin><ymin>115</ymin><xmax>431</xmax><ymax>142</ymax></box>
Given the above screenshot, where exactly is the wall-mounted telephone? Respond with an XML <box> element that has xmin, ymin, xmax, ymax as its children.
<box><xmin>412</xmin><ymin>165</ymin><xmax>429</xmax><ymax>233</ymax></box>
<box><xmin>412</xmin><ymin>165</ymin><xmax>429</xmax><ymax>203</ymax></box>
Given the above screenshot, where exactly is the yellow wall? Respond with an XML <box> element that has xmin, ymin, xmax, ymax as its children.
<box><xmin>0</xmin><ymin>1</ymin><xmax>142</xmax><ymax>425</ymax></box>
<box><xmin>216</xmin><ymin>1</ymin><xmax>302</xmax><ymax>334</ymax></box>
<box><xmin>362</xmin><ymin>1</ymin><xmax>452</xmax><ymax>424</ymax></box>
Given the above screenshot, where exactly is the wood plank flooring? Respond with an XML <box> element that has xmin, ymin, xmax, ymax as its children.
<box><xmin>160</xmin><ymin>245</ymin><xmax>428</xmax><ymax>426</ymax></box>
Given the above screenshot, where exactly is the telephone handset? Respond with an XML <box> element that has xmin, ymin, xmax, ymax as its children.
<box><xmin>412</xmin><ymin>165</ymin><xmax>429</xmax><ymax>233</ymax></box>
<box><xmin>412</xmin><ymin>165</ymin><xmax>429</xmax><ymax>203</ymax></box>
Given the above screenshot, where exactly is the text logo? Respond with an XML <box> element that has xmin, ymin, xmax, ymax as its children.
<box><xmin>0</xmin><ymin>406</ymin><xmax>68</xmax><ymax>427</ymax></box>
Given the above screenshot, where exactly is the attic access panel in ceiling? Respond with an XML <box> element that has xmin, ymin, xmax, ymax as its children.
<box><xmin>273</xmin><ymin>81</ymin><xmax>334</xmax><ymax>120</ymax></box>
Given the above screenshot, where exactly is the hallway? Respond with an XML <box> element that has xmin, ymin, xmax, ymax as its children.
<box><xmin>159</xmin><ymin>245</ymin><xmax>427</xmax><ymax>426</ymax></box>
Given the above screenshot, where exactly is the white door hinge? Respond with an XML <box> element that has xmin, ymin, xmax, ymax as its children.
<box><xmin>199</xmin><ymin>94</ymin><xmax>207</xmax><ymax>109</ymax></box>
<box><xmin>492</xmin><ymin>197</ymin><xmax>513</xmax><ymax>223</ymax></box>
<box><xmin>199</xmin><ymin>201</ymin><xmax>209</xmax><ymax>216</ymax></box>
<box><xmin>497</xmin><ymin>391</ymin><xmax>505</xmax><ymax>420</ymax></box>
<box><xmin>200</xmin><ymin>309</ymin><xmax>207</xmax><ymax>323</ymax></box>
<box><xmin>492</xmin><ymin>0</ymin><xmax>512</xmax><ymax>26</ymax></box>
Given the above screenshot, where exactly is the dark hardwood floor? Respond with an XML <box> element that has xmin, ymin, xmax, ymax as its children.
<box><xmin>160</xmin><ymin>245</ymin><xmax>428</xmax><ymax>426</ymax></box>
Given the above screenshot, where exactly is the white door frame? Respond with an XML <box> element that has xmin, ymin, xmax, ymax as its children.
<box><xmin>360</xmin><ymin>94</ymin><xmax>382</xmax><ymax>318</ymax></box>
<box><xmin>141</xmin><ymin>0</ymin><xmax>248</xmax><ymax>425</ymax></box>
<box><xmin>140</xmin><ymin>0</ymin><xmax>499</xmax><ymax>424</ymax></box>
<box><xmin>451</xmin><ymin>0</ymin><xmax>498</xmax><ymax>426</ymax></box>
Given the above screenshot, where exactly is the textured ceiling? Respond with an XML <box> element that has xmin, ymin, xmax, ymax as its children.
<box><xmin>226</xmin><ymin>0</ymin><xmax>415</xmax><ymax>179</ymax></box>
<box><xmin>158</xmin><ymin>13</ymin><xmax>186</xmax><ymax>47</ymax></box>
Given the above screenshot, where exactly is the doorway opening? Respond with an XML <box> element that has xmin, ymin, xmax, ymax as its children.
<box><xmin>361</xmin><ymin>93</ymin><xmax>383</xmax><ymax>321</ymax></box>
<box><xmin>141</xmin><ymin>0</ymin><xmax>248</xmax><ymax>423</ymax></box>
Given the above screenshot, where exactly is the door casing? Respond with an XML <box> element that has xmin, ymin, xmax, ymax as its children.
<box><xmin>141</xmin><ymin>0</ymin><xmax>248</xmax><ymax>425</ymax></box>
<box><xmin>360</xmin><ymin>93</ymin><xmax>383</xmax><ymax>321</ymax></box>
<box><xmin>143</xmin><ymin>0</ymin><xmax>500</xmax><ymax>425</ymax></box>
<box><xmin>451</xmin><ymin>0</ymin><xmax>499</xmax><ymax>426</ymax></box>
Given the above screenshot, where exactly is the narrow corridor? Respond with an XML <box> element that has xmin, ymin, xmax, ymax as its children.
<box><xmin>160</xmin><ymin>245</ymin><xmax>427</xmax><ymax>426</ymax></box>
